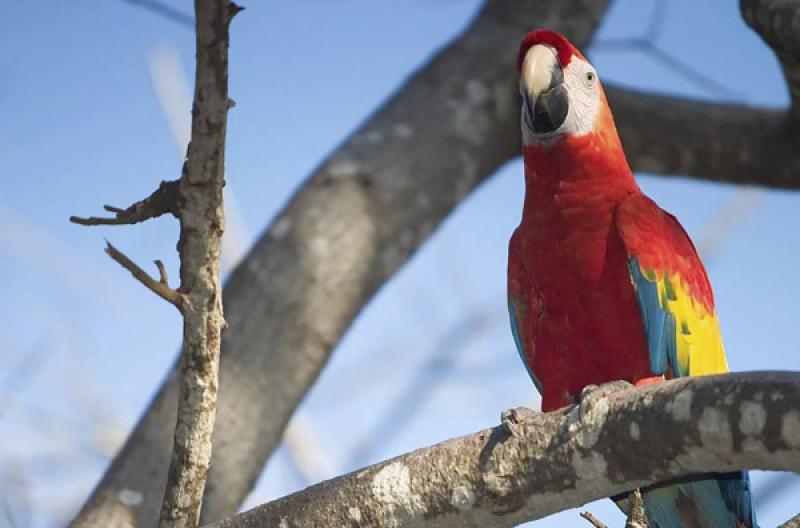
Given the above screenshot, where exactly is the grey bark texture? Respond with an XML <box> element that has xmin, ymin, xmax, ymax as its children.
<box><xmin>203</xmin><ymin>372</ymin><xmax>800</xmax><ymax>528</ymax></box>
<box><xmin>781</xmin><ymin>514</ymin><xmax>800</xmax><ymax>528</ymax></box>
<box><xmin>158</xmin><ymin>1</ymin><xmax>239</xmax><ymax>527</ymax></box>
<box><xmin>71</xmin><ymin>0</ymin><xmax>800</xmax><ymax>526</ymax></box>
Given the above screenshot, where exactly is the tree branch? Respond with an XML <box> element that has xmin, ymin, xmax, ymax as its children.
<box><xmin>70</xmin><ymin>180</ymin><xmax>179</xmax><ymax>226</ymax></box>
<box><xmin>104</xmin><ymin>241</ymin><xmax>183</xmax><ymax>309</ymax></box>
<box><xmin>70</xmin><ymin>1</ymin><xmax>800</xmax><ymax>526</ymax></box>
<box><xmin>580</xmin><ymin>511</ymin><xmax>608</xmax><ymax>528</ymax></box>
<box><xmin>741</xmin><ymin>0</ymin><xmax>800</xmax><ymax>114</ymax></box>
<box><xmin>609</xmin><ymin>86</ymin><xmax>800</xmax><ymax>189</ymax></box>
<box><xmin>157</xmin><ymin>1</ymin><xmax>239</xmax><ymax>527</ymax></box>
<box><xmin>204</xmin><ymin>372</ymin><xmax>800</xmax><ymax>528</ymax></box>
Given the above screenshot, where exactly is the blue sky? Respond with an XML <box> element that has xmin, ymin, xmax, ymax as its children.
<box><xmin>1</xmin><ymin>1</ymin><xmax>798</xmax><ymax>527</ymax></box>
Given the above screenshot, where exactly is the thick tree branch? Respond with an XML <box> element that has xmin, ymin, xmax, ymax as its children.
<box><xmin>70</xmin><ymin>180</ymin><xmax>179</xmax><ymax>226</ymax></box>
<box><xmin>741</xmin><ymin>0</ymin><xmax>800</xmax><ymax>114</ymax></box>
<box><xmin>609</xmin><ymin>87</ymin><xmax>800</xmax><ymax>188</ymax></box>
<box><xmin>71</xmin><ymin>1</ymin><xmax>800</xmax><ymax>527</ymax></box>
<box><xmin>157</xmin><ymin>1</ymin><xmax>239</xmax><ymax>527</ymax></box>
<box><xmin>204</xmin><ymin>372</ymin><xmax>800</xmax><ymax>528</ymax></box>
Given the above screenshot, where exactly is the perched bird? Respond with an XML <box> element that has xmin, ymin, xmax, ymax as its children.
<box><xmin>507</xmin><ymin>29</ymin><xmax>757</xmax><ymax>528</ymax></box>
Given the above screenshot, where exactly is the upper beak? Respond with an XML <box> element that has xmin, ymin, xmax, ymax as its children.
<box><xmin>520</xmin><ymin>45</ymin><xmax>569</xmax><ymax>134</ymax></box>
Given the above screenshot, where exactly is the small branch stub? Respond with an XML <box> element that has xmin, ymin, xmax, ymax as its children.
<box><xmin>581</xmin><ymin>511</ymin><xmax>609</xmax><ymax>528</ymax></box>
<box><xmin>105</xmin><ymin>242</ymin><xmax>183</xmax><ymax>309</ymax></box>
<box><xmin>625</xmin><ymin>489</ymin><xmax>647</xmax><ymax>528</ymax></box>
<box><xmin>70</xmin><ymin>179</ymin><xmax>180</xmax><ymax>226</ymax></box>
<box><xmin>578</xmin><ymin>488</ymin><xmax>645</xmax><ymax>528</ymax></box>
<box><xmin>155</xmin><ymin>259</ymin><xmax>170</xmax><ymax>285</ymax></box>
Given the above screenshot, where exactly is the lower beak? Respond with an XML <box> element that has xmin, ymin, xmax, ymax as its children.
<box><xmin>525</xmin><ymin>83</ymin><xmax>569</xmax><ymax>134</ymax></box>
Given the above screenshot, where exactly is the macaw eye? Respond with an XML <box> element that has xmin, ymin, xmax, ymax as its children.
<box><xmin>585</xmin><ymin>71</ymin><xmax>596</xmax><ymax>85</ymax></box>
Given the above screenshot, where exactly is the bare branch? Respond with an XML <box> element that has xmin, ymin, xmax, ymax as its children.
<box><xmin>580</xmin><ymin>511</ymin><xmax>608</xmax><ymax>528</ymax></box>
<box><xmin>70</xmin><ymin>180</ymin><xmax>180</xmax><ymax>226</ymax></box>
<box><xmin>156</xmin><ymin>1</ymin><xmax>240</xmax><ymax>527</ymax></box>
<box><xmin>104</xmin><ymin>242</ymin><xmax>183</xmax><ymax>308</ymax></box>
<box><xmin>625</xmin><ymin>489</ymin><xmax>646</xmax><ymax>528</ymax></box>
<box><xmin>741</xmin><ymin>0</ymin><xmax>800</xmax><ymax>114</ymax></box>
<box><xmin>121</xmin><ymin>0</ymin><xmax>194</xmax><ymax>29</ymax></box>
<box><xmin>205</xmin><ymin>372</ymin><xmax>800</xmax><ymax>528</ymax></box>
<box><xmin>154</xmin><ymin>260</ymin><xmax>170</xmax><ymax>286</ymax></box>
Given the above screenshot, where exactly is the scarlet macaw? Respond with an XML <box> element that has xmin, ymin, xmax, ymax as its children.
<box><xmin>507</xmin><ymin>29</ymin><xmax>757</xmax><ymax>527</ymax></box>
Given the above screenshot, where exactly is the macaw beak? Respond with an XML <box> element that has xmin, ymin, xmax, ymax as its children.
<box><xmin>520</xmin><ymin>44</ymin><xmax>569</xmax><ymax>134</ymax></box>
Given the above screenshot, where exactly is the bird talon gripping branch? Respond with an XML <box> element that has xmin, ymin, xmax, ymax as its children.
<box><xmin>501</xmin><ymin>407</ymin><xmax>538</xmax><ymax>437</ymax></box>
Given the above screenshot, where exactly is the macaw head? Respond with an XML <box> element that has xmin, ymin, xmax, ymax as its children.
<box><xmin>517</xmin><ymin>29</ymin><xmax>609</xmax><ymax>145</ymax></box>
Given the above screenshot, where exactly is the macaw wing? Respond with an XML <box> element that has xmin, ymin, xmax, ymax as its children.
<box><xmin>508</xmin><ymin>229</ymin><xmax>543</xmax><ymax>394</ymax></box>
<box><xmin>616</xmin><ymin>194</ymin><xmax>728</xmax><ymax>378</ymax></box>
<box><xmin>616</xmin><ymin>195</ymin><xmax>757</xmax><ymax>528</ymax></box>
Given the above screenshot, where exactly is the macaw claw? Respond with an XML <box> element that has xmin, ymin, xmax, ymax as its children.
<box><xmin>577</xmin><ymin>380</ymin><xmax>633</xmax><ymax>422</ymax></box>
<box><xmin>500</xmin><ymin>406</ymin><xmax>537</xmax><ymax>437</ymax></box>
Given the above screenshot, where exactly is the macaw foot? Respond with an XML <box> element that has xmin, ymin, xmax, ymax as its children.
<box><xmin>577</xmin><ymin>380</ymin><xmax>633</xmax><ymax>422</ymax></box>
<box><xmin>501</xmin><ymin>406</ymin><xmax>537</xmax><ymax>437</ymax></box>
<box><xmin>634</xmin><ymin>375</ymin><xmax>665</xmax><ymax>388</ymax></box>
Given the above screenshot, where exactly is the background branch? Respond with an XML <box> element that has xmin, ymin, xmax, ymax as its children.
<box><xmin>71</xmin><ymin>0</ymin><xmax>800</xmax><ymax>526</ymax></box>
<box><xmin>205</xmin><ymin>372</ymin><xmax>800</xmax><ymax>528</ymax></box>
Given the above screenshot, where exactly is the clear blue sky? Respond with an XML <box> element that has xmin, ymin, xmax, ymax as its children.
<box><xmin>1</xmin><ymin>1</ymin><xmax>798</xmax><ymax>526</ymax></box>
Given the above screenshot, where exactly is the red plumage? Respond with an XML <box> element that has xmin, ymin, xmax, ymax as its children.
<box><xmin>509</xmin><ymin>127</ymin><xmax>655</xmax><ymax>411</ymax></box>
<box><xmin>517</xmin><ymin>29</ymin><xmax>585</xmax><ymax>71</ymax></box>
<box><xmin>508</xmin><ymin>33</ymin><xmax>715</xmax><ymax>411</ymax></box>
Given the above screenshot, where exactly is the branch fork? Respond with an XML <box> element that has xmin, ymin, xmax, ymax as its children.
<box><xmin>103</xmin><ymin>242</ymin><xmax>184</xmax><ymax>310</ymax></box>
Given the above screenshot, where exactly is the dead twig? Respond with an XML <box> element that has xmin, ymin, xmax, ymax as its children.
<box><xmin>625</xmin><ymin>489</ymin><xmax>647</xmax><ymax>528</ymax></box>
<box><xmin>70</xmin><ymin>179</ymin><xmax>179</xmax><ymax>226</ymax></box>
<box><xmin>104</xmin><ymin>241</ymin><xmax>182</xmax><ymax>309</ymax></box>
<box><xmin>580</xmin><ymin>511</ymin><xmax>608</xmax><ymax>528</ymax></box>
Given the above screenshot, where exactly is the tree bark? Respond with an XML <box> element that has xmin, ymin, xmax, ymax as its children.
<box><xmin>157</xmin><ymin>1</ymin><xmax>239</xmax><ymax>527</ymax></box>
<box><xmin>204</xmin><ymin>372</ymin><xmax>800</xmax><ymax>528</ymax></box>
<box><xmin>71</xmin><ymin>0</ymin><xmax>800</xmax><ymax>526</ymax></box>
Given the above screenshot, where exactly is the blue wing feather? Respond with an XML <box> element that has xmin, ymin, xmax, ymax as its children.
<box><xmin>629</xmin><ymin>256</ymin><xmax>679</xmax><ymax>377</ymax></box>
<box><xmin>627</xmin><ymin>258</ymin><xmax>758</xmax><ymax>527</ymax></box>
<box><xmin>508</xmin><ymin>298</ymin><xmax>542</xmax><ymax>393</ymax></box>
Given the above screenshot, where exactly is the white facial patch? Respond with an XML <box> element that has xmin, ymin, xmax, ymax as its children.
<box><xmin>521</xmin><ymin>54</ymin><xmax>601</xmax><ymax>144</ymax></box>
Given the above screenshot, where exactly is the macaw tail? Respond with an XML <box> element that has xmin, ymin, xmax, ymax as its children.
<box><xmin>615</xmin><ymin>472</ymin><xmax>758</xmax><ymax>528</ymax></box>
